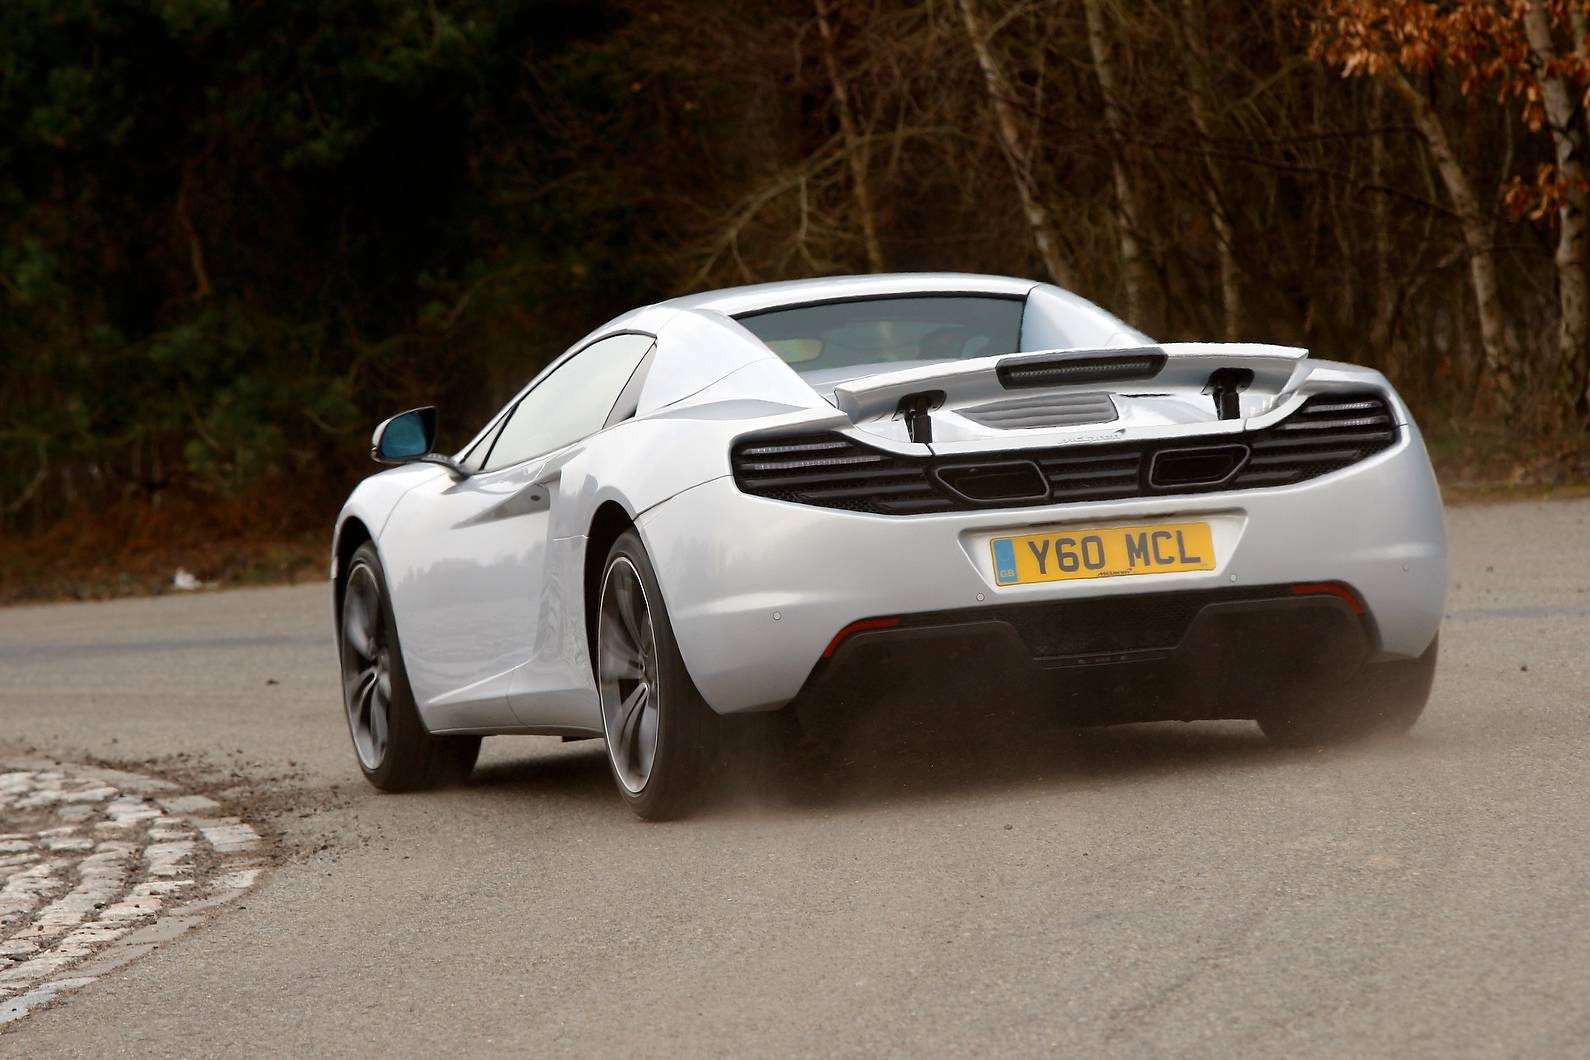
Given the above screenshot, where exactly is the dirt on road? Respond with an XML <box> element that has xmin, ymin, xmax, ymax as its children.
<box><xmin>0</xmin><ymin>498</ymin><xmax>1587</xmax><ymax>1058</ymax></box>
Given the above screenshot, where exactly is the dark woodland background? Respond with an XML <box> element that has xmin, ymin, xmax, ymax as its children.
<box><xmin>1</xmin><ymin>0</ymin><xmax>1586</xmax><ymax>598</ymax></box>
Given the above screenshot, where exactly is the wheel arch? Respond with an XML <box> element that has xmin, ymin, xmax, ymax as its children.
<box><xmin>584</xmin><ymin>500</ymin><xmax>638</xmax><ymax>669</ymax></box>
<box><xmin>332</xmin><ymin>516</ymin><xmax>374</xmax><ymax>622</ymax></box>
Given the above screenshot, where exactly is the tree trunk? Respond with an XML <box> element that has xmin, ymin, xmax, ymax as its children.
<box><xmin>954</xmin><ymin>0</ymin><xmax>1074</xmax><ymax>289</ymax></box>
<box><xmin>813</xmin><ymin>0</ymin><xmax>885</xmax><ymax>274</ymax></box>
<box><xmin>175</xmin><ymin>158</ymin><xmax>212</xmax><ymax>300</ymax></box>
<box><xmin>1179</xmin><ymin>0</ymin><xmax>1241</xmax><ymax>340</ymax></box>
<box><xmin>1369</xmin><ymin>78</ymin><xmax>1397</xmax><ymax>370</ymax></box>
<box><xmin>1523</xmin><ymin>0</ymin><xmax>1590</xmax><ymax>419</ymax></box>
<box><xmin>1382</xmin><ymin>67</ymin><xmax>1515</xmax><ymax>413</ymax></box>
<box><xmin>1084</xmin><ymin>0</ymin><xmax>1154</xmax><ymax>331</ymax></box>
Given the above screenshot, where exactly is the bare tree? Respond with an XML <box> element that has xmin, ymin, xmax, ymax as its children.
<box><xmin>1313</xmin><ymin>3</ymin><xmax>1518</xmax><ymax>411</ymax></box>
<box><xmin>1521</xmin><ymin>0</ymin><xmax>1590</xmax><ymax>414</ymax></box>
<box><xmin>1368</xmin><ymin>79</ymin><xmax>1397</xmax><ymax>368</ymax></box>
<box><xmin>1381</xmin><ymin>68</ymin><xmax>1512</xmax><ymax>410</ymax></box>
<box><xmin>954</xmin><ymin>0</ymin><xmax>1074</xmax><ymax>289</ymax></box>
<box><xmin>1178</xmin><ymin>0</ymin><xmax>1241</xmax><ymax>340</ymax></box>
<box><xmin>1083</xmin><ymin>0</ymin><xmax>1154</xmax><ymax>330</ymax></box>
<box><xmin>814</xmin><ymin>0</ymin><xmax>887</xmax><ymax>273</ymax></box>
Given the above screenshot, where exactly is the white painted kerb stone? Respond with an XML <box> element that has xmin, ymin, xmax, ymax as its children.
<box><xmin>0</xmin><ymin>765</ymin><xmax>267</xmax><ymax>1028</ymax></box>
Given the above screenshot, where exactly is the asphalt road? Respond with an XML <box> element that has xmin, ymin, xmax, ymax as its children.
<box><xmin>2</xmin><ymin>497</ymin><xmax>1588</xmax><ymax>1059</ymax></box>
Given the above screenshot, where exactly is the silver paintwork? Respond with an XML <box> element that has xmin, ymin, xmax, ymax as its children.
<box><xmin>331</xmin><ymin>273</ymin><xmax>1448</xmax><ymax>737</ymax></box>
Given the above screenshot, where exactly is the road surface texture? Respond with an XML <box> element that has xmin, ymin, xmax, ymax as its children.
<box><xmin>1</xmin><ymin>497</ymin><xmax>1586</xmax><ymax>1058</ymax></box>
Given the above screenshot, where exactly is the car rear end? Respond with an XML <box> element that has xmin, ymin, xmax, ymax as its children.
<box><xmin>646</xmin><ymin>380</ymin><xmax>1438</xmax><ymax>722</ymax></box>
<box><xmin>636</xmin><ymin>283</ymin><xmax>1444</xmax><ymax>734</ymax></box>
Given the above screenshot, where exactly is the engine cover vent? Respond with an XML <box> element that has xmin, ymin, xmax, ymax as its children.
<box><xmin>958</xmin><ymin>391</ymin><xmax>1118</xmax><ymax>430</ymax></box>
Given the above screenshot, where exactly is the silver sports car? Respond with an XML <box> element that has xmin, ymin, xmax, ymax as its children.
<box><xmin>332</xmin><ymin>273</ymin><xmax>1446</xmax><ymax>818</ymax></box>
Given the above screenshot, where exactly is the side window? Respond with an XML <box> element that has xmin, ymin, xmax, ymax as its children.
<box><xmin>482</xmin><ymin>333</ymin><xmax>655</xmax><ymax>471</ymax></box>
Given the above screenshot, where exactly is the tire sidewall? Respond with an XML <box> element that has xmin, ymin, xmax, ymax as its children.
<box><xmin>340</xmin><ymin>543</ymin><xmax>431</xmax><ymax>790</ymax></box>
<box><xmin>598</xmin><ymin>530</ymin><xmax>709</xmax><ymax>819</ymax></box>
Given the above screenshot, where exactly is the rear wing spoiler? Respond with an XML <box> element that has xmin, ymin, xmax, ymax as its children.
<box><xmin>831</xmin><ymin>343</ymin><xmax>1309</xmax><ymax>426</ymax></box>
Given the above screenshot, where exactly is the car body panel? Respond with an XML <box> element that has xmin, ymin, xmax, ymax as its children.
<box><xmin>379</xmin><ymin>464</ymin><xmax>544</xmax><ymax>730</ymax></box>
<box><xmin>332</xmin><ymin>273</ymin><xmax>1448</xmax><ymax>738</ymax></box>
<box><xmin>638</xmin><ymin>418</ymin><xmax>1444</xmax><ymax>715</ymax></box>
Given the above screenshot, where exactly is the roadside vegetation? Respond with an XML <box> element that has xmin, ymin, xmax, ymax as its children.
<box><xmin>4</xmin><ymin>0</ymin><xmax>1590</xmax><ymax>603</ymax></box>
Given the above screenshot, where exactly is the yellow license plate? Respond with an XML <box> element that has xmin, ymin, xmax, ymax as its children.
<box><xmin>991</xmin><ymin>521</ymin><xmax>1215</xmax><ymax>585</ymax></box>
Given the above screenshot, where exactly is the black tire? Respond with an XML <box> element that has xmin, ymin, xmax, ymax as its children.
<box><xmin>339</xmin><ymin>543</ymin><xmax>481</xmax><ymax>791</ymax></box>
<box><xmin>595</xmin><ymin>530</ymin><xmax>718</xmax><ymax>820</ymax></box>
<box><xmin>1257</xmin><ymin>633</ymin><xmax>1438</xmax><ymax>747</ymax></box>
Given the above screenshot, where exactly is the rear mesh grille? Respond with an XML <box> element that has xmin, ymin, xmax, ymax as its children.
<box><xmin>1036</xmin><ymin>450</ymin><xmax>1143</xmax><ymax>502</ymax></box>
<box><xmin>731</xmin><ymin>435</ymin><xmax>955</xmax><ymax>514</ymax></box>
<box><xmin>730</xmin><ymin>391</ymin><xmax>1398</xmax><ymax>515</ymax></box>
<box><xmin>1232</xmin><ymin>395</ymin><xmax>1398</xmax><ymax>488</ymax></box>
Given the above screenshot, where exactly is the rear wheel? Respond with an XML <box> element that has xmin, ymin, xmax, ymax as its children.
<box><xmin>339</xmin><ymin>543</ymin><xmax>480</xmax><ymax>791</ymax></box>
<box><xmin>1258</xmin><ymin>634</ymin><xmax>1438</xmax><ymax>747</ymax></box>
<box><xmin>596</xmin><ymin>530</ymin><xmax>717</xmax><ymax>820</ymax></box>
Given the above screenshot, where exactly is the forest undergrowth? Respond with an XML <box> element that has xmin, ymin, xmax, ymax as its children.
<box><xmin>0</xmin><ymin>477</ymin><xmax>336</xmax><ymax>604</ymax></box>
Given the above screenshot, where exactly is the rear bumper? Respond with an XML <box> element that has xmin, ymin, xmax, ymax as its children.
<box><xmin>787</xmin><ymin>586</ymin><xmax>1370</xmax><ymax>733</ymax></box>
<box><xmin>638</xmin><ymin>423</ymin><xmax>1445</xmax><ymax>714</ymax></box>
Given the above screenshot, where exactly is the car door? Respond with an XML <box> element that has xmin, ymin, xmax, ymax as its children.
<box><xmin>379</xmin><ymin>332</ymin><xmax>656</xmax><ymax>732</ymax></box>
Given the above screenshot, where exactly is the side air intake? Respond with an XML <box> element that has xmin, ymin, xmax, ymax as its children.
<box><xmin>996</xmin><ymin>349</ymin><xmax>1166</xmax><ymax>390</ymax></box>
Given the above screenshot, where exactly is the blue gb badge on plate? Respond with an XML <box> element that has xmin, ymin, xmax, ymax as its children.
<box><xmin>992</xmin><ymin>538</ymin><xmax>1019</xmax><ymax>585</ymax></box>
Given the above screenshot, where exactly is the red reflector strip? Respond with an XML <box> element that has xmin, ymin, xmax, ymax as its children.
<box><xmin>1291</xmin><ymin>583</ymin><xmax>1363</xmax><ymax>613</ymax></box>
<box><xmin>822</xmin><ymin>617</ymin><xmax>901</xmax><ymax>658</ymax></box>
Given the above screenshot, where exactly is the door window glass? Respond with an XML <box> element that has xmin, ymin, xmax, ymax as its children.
<box><xmin>483</xmin><ymin>333</ymin><xmax>655</xmax><ymax>470</ymax></box>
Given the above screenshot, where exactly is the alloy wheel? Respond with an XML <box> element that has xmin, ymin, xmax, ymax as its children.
<box><xmin>341</xmin><ymin>563</ymin><xmax>392</xmax><ymax>771</ymax></box>
<box><xmin>598</xmin><ymin>556</ymin><xmax>661</xmax><ymax>794</ymax></box>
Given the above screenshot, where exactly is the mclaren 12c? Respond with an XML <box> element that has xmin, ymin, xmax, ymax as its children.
<box><xmin>332</xmin><ymin>273</ymin><xmax>1446</xmax><ymax>818</ymax></box>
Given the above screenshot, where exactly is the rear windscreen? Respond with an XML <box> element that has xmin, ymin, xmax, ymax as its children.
<box><xmin>735</xmin><ymin>296</ymin><xmax>1024</xmax><ymax>374</ymax></box>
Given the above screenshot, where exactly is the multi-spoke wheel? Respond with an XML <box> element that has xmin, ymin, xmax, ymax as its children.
<box><xmin>596</xmin><ymin>530</ymin><xmax>715</xmax><ymax>819</ymax></box>
<box><xmin>341</xmin><ymin>558</ymin><xmax>395</xmax><ymax>771</ymax></box>
<box><xmin>338</xmin><ymin>543</ymin><xmax>480</xmax><ymax>791</ymax></box>
<box><xmin>599</xmin><ymin>556</ymin><xmax>661</xmax><ymax>793</ymax></box>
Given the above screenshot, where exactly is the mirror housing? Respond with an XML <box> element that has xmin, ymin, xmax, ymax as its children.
<box><xmin>372</xmin><ymin>407</ymin><xmax>436</xmax><ymax>463</ymax></box>
<box><xmin>370</xmin><ymin>407</ymin><xmax>470</xmax><ymax>477</ymax></box>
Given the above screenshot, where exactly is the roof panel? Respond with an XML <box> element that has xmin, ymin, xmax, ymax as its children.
<box><xmin>660</xmin><ymin>272</ymin><xmax>1041</xmax><ymax>317</ymax></box>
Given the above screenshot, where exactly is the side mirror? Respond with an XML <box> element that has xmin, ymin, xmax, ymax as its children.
<box><xmin>372</xmin><ymin>407</ymin><xmax>438</xmax><ymax>464</ymax></box>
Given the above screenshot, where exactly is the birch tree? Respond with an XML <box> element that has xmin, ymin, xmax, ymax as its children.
<box><xmin>1314</xmin><ymin>1</ymin><xmax>1519</xmax><ymax>411</ymax></box>
<box><xmin>1083</xmin><ymin>0</ymin><xmax>1154</xmax><ymax>331</ymax></box>
<box><xmin>954</xmin><ymin>0</ymin><xmax>1075</xmax><ymax>289</ymax></box>
<box><xmin>1516</xmin><ymin>0</ymin><xmax>1590</xmax><ymax>414</ymax></box>
<box><xmin>815</xmin><ymin>0</ymin><xmax>887</xmax><ymax>273</ymax></box>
